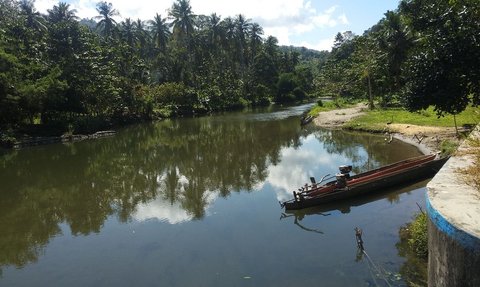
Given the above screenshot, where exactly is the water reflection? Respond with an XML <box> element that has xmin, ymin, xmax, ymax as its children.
<box><xmin>269</xmin><ymin>129</ymin><xmax>421</xmax><ymax>202</ymax></box>
<box><xmin>283</xmin><ymin>180</ymin><xmax>429</xmax><ymax>218</ymax></box>
<box><xmin>0</xmin><ymin>105</ymin><xmax>421</xmax><ymax>275</ymax></box>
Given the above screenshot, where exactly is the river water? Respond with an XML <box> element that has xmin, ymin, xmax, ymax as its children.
<box><xmin>0</xmin><ymin>104</ymin><xmax>427</xmax><ymax>286</ymax></box>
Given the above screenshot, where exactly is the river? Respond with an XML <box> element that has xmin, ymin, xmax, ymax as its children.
<box><xmin>0</xmin><ymin>104</ymin><xmax>427</xmax><ymax>286</ymax></box>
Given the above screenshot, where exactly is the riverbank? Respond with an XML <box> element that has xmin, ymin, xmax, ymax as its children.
<box><xmin>1</xmin><ymin>130</ymin><xmax>116</xmax><ymax>149</ymax></box>
<box><xmin>312</xmin><ymin>103</ymin><xmax>467</xmax><ymax>155</ymax></box>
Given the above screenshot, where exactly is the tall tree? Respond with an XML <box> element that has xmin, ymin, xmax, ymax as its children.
<box><xmin>95</xmin><ymin>1</ymin><xmax>119</xmax><ymax>39</ymax></box>
<box><xmin>375</xmin><ymin>10</ymin><xmax>412</xmax><ymax>98</ymax></box>
<box><xmin>234</xmin><ymin>14</ymin><xmax>251</xmax><ymax>69</ymax></box>
<box><xmin>19</xmin><ymin>0</ymin><xmax>46</xmax><ymax>32</ymax></box>
<box><xmin>133</xmin><ymin>19</ymin><xmax>149</xmax><ymax>58</ymax></box>
<box><xmin>47</xmin><ymin>2</ymin><xmax>78</xmax><ymax>24</ymax></box>
<box><xmin>169</xmin><ymin>0</ymin><xmax>196</xmax><ymax>39</ymax></box>
<box><xmin>249</xmin><ymin>22</ymin><xmax>263</xmax><ymax>62</ymax></box>
<box><xmin>149</xmin><ymin>13</ymin><xmax>170</xmax><ymax>52</ymax></box>
<box><xmin>401</xmin><ymin>0</ymin><xmax>480</xmax><ymax>116</ymax></box>
<box><xmin>120</xmin><ymin>18</ymin><xmax>135</xmax><ymax>47</ymax></box>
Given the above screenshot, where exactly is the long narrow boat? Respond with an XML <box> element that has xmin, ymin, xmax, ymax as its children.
<box><xmin>281</xmin><ymin>154</ymin><xmax>449</xmax><ymax>210</ymax></box>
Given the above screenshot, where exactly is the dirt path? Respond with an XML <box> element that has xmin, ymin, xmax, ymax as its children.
<box><xmin>313</xmin><ymin>103</ymin><xmax>368</xmax><ymax>127</ymax></box>
<box><xmin>312</xmin><ymin>103</ymin><xmax>462</xmax><ymax>154</ymax></box>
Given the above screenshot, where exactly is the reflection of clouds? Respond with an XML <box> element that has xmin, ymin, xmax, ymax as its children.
<box><xmin>133</xmin><ymin>199</ymin><xmax>192</xmax><ymax>224</ymax></box>
<box><xmin>133</xmin><ymin>169</ymin><xmax>218</xmax><ymax>224</ymax></box>
<box><xmin>265</xmin><ymin>135</ymin><xmax>337</xmax><ymax>202</ymax></box>
<box><xmin>133</xmin><ymin>191</ymin><xmax>218</xmax><ymax>224</ymax></box>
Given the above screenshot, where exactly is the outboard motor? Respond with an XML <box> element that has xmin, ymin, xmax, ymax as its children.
<box><xmin>339</xmin><ymin>165</ymin><xmax>352</xmax><ymax>179</ymax></box>
<box><xmin>335</xmin><ymin>173</ymin><xmax>347</xmax><ymax>188</ymax></box>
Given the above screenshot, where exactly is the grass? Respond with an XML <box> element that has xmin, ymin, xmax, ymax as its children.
<box><xmin>407</xmin><ymin>212</ymin><xmax>429</xmax><ymax>259</ymax></box>
<box><xmin>308</xmin><ymin>98</ymin><xmax>356</xmax><ymax>116</ymax></box>
<box><xmin>344</xmin><ymin>106</ymin><xmax>479</xmax><ymax>132</ymax></box>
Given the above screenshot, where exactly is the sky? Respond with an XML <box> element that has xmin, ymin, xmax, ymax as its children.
<box><xmin>34</xmin><ymin>0</ymin><xmax>401</xmax><ymax>51</ymax></box>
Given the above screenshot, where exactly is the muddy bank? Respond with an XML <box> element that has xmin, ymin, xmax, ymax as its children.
<box><xmin>2</xmin><ymin>130</ymin><xmax>116</xmax><ymax>149</ymax></box>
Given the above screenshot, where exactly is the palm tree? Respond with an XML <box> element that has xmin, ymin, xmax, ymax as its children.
<box><xmin>95</xmin><ymin>1</ymin><xmax>119</xmax><ymax>38</ymax></box>
<box><xmin>264</xmin><ymin>35</ymin><xmax>278</xmax><ymax>57</ymax></box>
<box><xmin>249</xmin><ymin>22</ymin><xmax>263</xmax><ymax>60</ymax></box>
<box><xmin>169</xmin><ymin>0</ymin><xmax>196</xmax><ymax>39</ymax></box>
<box><xmin>47</xmin><ymin>2</ymin><xmax>78</xmax><ymax>24</ymax></box>
<box><xmin>234</xmin><ymin>14</ymin><xmax>251</xmax><ymax>69</ymax></box>
<box><xmin>206</xmin><ymin>13</ymin><xmax>222</xmax><ymax>49</ymax></box>
<box><xmin>148</xmin><ymin>13</ymin><xmax>170</xmax><ymax>52</ymax></box>
<box><xmin>134</xmin><ymin>19</ymin><xmax>149</xmax><ymax>58</ymax></box>
<box><xmin>120</xmin><ymin>18</ymin><xmax>135</xmax><ymax>47</ymax></box>
<box><xmin>378</xmin><ymin>11</ymin><xmax>412</xmax><ymax>93</ymax></box>
<box><xmin>19</xmin><ymin>0</ymin><xmax>46</xmax><ymax>32</ymax></box>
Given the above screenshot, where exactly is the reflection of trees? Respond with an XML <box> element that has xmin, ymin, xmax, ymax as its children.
<box><xmin>0</xmin><ymin>114</ymin><xmax>303</xmax><ymax>269</ymax></box>
<box><xmin>396</xmin><ymin>222</ymin><xmax>428</xmax><ymax>286</ymax></box>
<box><xmin>313</xmin><ymin>129</ymin><xmax>421</xmax><ymax>174</ymax></box>
<box><xmin>0</xmin><ymin>115</ymin><xmax>422</xmax><ymax>270</ymax></box>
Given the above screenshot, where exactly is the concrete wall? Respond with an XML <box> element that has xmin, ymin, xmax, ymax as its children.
<box><xmin>426</xmin><ymin>130</ymin><xmax>480</xmax><ymax>287</ymax></box>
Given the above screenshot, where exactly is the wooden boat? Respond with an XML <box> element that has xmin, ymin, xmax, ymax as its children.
<box><xmin>281</xmin><ymin>154</ymin><xmax>449</xmax><ymax>210</ymax></box>
<box><xmin>300</xmin><ymin>115</ymin><xmax>314</xmax><ymax>126</ymax></box>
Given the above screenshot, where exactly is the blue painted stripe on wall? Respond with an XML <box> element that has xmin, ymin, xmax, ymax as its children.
<box><xmin>426</xmin><ymin>195</ymin><xmax>480</xmax><ymax>252</ymax></box>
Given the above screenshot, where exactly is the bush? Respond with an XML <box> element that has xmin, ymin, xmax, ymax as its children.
<box><xmin>293</xmin><ymin>87</ymin><xmax>306</xmax><ymax>101</ymax></box>
<box><xmin>440</xmin><ymin>140</ymin><xmax>459</xmax><ymax>157</ymax></box>
<box><xmin>407</xmin><ymin>212</ymin><xmax>428</xmax><ymax>259</ymax></box>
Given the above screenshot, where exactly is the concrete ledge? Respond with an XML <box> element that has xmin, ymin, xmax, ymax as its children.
<box><xmin>426</xmin><ymin>129</ymin><xmax>480</xmax><ymax>287</ymax></box>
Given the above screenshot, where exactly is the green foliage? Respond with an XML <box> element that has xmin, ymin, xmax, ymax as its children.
<box><xmin>1</xmin><ymin>0</ymin><xmax>320</xmax><ymax>135</ymax></box>
<box><xmin>346</xmin><ymin>106</ymin><xmax>478</xmax><ymax>132</ymax></box>
<box><xmin>407</xmin><ymin>212</ymin><xmax>428</xmax><ymax>259</ymax></box>
<box><xmin>276</xmin><ymin>72</ymin><xmax>307</xmax><ymax>103</ymax></box>
<box><xmin>308</xmin><ymin>99</ymin><xmax>354</xmax><ymax>116</ymax></box>
<box><xmin>397</xmin><ymin>213</ymin><xmax>428</xmax><ymax>286</ymax></box>
<box><xmin>317</xmin><ymin>0</ymin><xmax>479</xmax><ymax>117</ymax></box>
<box><xmin>401</xmin><ymin>0</ymin><xmax>480</xmax><ymax>116</ymax></box>
<box><xmin>440</xmin><ymin>140</ymin><xmax>459</xmax><ymax>157</ymax></box>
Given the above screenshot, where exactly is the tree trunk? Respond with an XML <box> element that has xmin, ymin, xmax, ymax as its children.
<box><xmin>454</xmin><ymin>113</ymin><xmax>458</xmax><ymax>136</ymax></box>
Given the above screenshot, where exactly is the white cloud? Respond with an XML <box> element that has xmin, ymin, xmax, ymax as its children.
<box><xmin>34</xmin><ymin>0</ymin><xmax>57</xmax><ymax>13</ymax></box>
<box><xmin>299</xmin><ymin>36</ymin><xmax>336</xmax><ymax>51</ymax></box>
<box><xmin>338</xmin><ymin>13</ymin><xmax>349</xmax><ymax>25</ymax></box>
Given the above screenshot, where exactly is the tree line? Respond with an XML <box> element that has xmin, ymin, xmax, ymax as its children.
<box><xmin>0</xmin><ymin>0</ymin><xmax>322</xmax><ymax>136</ymax></box>
<box><xmin>1</xmin><ymin>0</ymin><xmax>478</xmax><ymax>139</ymax></box>
<box><xmin>317</xmin><ymin>0</ymin><xmax>479</xmax><ymax>116</ymax></box>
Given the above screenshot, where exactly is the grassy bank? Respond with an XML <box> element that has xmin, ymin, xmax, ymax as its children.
<box><xmin>344</xmin><ymin>106</ymin><xmax>478</xmax><ymax>132</ymax></box>
<box><xmin>308</xmin><ymin>98</ymin><xmax>356</xmax><ymax>116</ymax></box>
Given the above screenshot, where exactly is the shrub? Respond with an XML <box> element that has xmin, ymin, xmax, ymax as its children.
<box><xmin>407</xmin><ymin>212</ymin><xmax>428</xmax><ymax>259</ymax></box>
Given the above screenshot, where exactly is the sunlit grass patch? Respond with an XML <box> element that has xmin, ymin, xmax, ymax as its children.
<box><xmin>345</xmin><ymin>106</ymin><xmax>479</xmax><ymax>132</ymax></box>
<box><xmin>308</xmin><ymin>98</ymin><xmax>356</xmax><ymax>116</ymax></box>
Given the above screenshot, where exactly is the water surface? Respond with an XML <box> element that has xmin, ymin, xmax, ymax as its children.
<box><xmin>0</xmin><ymin>104</ymin><xmax>426</xmax><ymax>286</ymax></box>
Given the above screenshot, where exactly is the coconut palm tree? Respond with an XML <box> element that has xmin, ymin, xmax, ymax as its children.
<box><xmin>19</xmin><ymin>0</ymin><xmax>46</xmax><ymax>32</ymax></box>
<box><xmin>47</xmin><ymin>2</ymin><xmax>78</xmax><ymax>24</ymax></box>
<box><xmin>120</xmin><ymin>18</ymin><xmax>135</xmax><ymax>47</ymax></box>
<box><xmin>149</xmin><ymin>13</ymin><xmax>170</xmax><ymax>52</ymax></box>
<box><xmin>169</xmin><ymin>0</ymin><xmax>196</xmax><ymax>39</ymax></box>
<box><xmin>234</xmin><ymin>14</ymin><xmax>251</xmax><ymax>70</ymax></box>
<box><xmin>95</xmin><ymin>1</ymin><xmax>119</xmax><ymax>38</ymax></box>
<box><xmin>249</xmin><ymin>22</ymin><xmax>263</xmax><ymax>60</ymax></box>
<box><xmin>134</xmin><ymin>19</ymin><xmax>149</xmax><ymax>58</ymax></box>
<box><xmin>206</xmin><ymin>13</ymin><xmax>222</xmax><ymax>49</ymax></box>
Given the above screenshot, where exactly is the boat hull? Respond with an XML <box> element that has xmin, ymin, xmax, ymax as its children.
<box><xmin>284</xmin><ymin>156</ymin><xmax>449</xmax><ymax>210</ymax></box>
